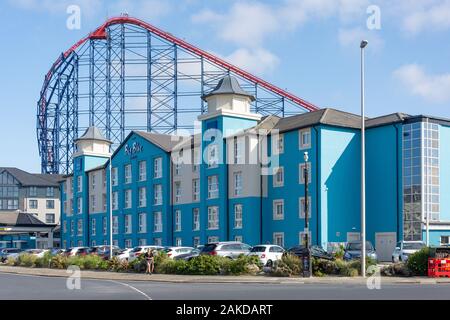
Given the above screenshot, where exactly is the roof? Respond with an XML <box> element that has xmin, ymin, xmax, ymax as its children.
<box><xmin>135</xmin><ymin>131</ymin><xmax>185</xmax><ymax>152</ymax></box>
<box><xmin>0</xmin><ymin>211</ymin><xmax>52</xmax><ymax>227</ymax></box>
<box><xmin>0</xmin><ymin>167</ymin><xmax>62</xmax><ymax>187</ymax></box>
<box><xmin>202</xmin><ymin>75</ymin><xmax>256</xmax><ymax>101</ymax></box>
<box><xmin>75</xmin><ymin>126</ymin><xmax>112</xmax><ymax>144</ymax></box>
<box><xmin>365</xmin><ymin>113</ymin><xmax>410</xmax><ymax>128</ymax></box>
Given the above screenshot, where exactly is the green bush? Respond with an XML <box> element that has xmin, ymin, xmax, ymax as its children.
<box><xmin>50</xmin><ymin>255</ymin><xmax>69</xmax><ymax>269</ymax></box>
<box><xmin>183</xmin><ymin>255</ymin><xmax>223</xmax><ymax>275</ymax></box>
<box><xmin>407</xmin><ymin>247</ymin><xmax>430</xmax><ymax>276</ymax></box>
<box><xmin>35</xmin><ymin>251</ymin><xmax>53</xmax><ymax>268</ymax></box>
<box><xmin>107</xmin><ymin>256</ymin><xmax>130</xmax><ymax>272</ymax></box>
<box><xmin>270</xmin><ymin>254</ymin><xmax>302</xmax><ymax>277</ymax></box>
<box><xmin>16</xmin><ymin>254</ymin><xmax>38</xmax><ymax>267</ymax></box>
<box><xmin>220</xmin><ymin>255</ymin><xmax>261</xmax><ymax>275</ymax></box>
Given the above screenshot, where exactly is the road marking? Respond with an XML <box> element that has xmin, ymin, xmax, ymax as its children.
<box><xmin>108</xmin><ymin>280</ymin><xmax>152</xmax><ymax>300</ymax></box>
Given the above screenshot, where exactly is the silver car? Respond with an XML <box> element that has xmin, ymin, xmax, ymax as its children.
<box><xmin>392</xmin><ymin>241</ymin><xmax>425</xmax><ymax>262</ymax></box>
<box><xmin>200</xmin><ymin>242</ymin><xmax>252</xmax><ymax>259</ymax></box>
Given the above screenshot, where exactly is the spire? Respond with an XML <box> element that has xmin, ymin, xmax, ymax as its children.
<box><xmin>202</xmin><ymin>75</ymin><xmax>255</xmax><ymax>101</ymax></box>
<box><xmin>75</xmin><ymin>126</ymin><xmax>111</xmax><ymax>144</ymax></box>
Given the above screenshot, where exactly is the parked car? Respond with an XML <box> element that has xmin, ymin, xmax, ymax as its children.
<box><xmin>392</xmin><ymin>241</ymin><xmax>425</xmax><ymax>263</ymax></box>
<box><xmin>343</xmin><ymin>241</ymin><xmax>378</xmax><ymax>262</ymax></box>
<box><xmin>95</xmin><ymin>246</ymin><xmax>121</xmax><ymax>260</ymax></box>
<box><xmin>0</xmin><ymin>248</ymin><xmax>23</xmax><ymax>262</ymax></box>
<box><xmin>65</xmin><ymin>247</ymin><xmax>91</xmax><ymax>257</ymax></box>
<box><xmin>164</xmin><ymin>247</ymin><xmax>195</xmax><ymax>259</ymax></box>
<box><xmin>200</xmin><ymin>242</ymin><xmax>252</xmax><ymax>259</ymax></box>
<box><xmin>25</xmin><ymin>249</ymin><xmax>49</xmax><ymax>258</ymax></box>
<box><xmin>247</xmin><ymin>245</ymin><xmax>285</xmax><ymax>266</ymax></box>
<box><xmin>49</xmin><ymin>248</ymin><xmax>64</xmax><ymax>255</ymax></box>
<box><xmin>174</xmin><ymin>248</ymin><xmax>201</xmax><ymax>261</ymax></box>
<box><xmin>128</xmin><ymin>245</ymin><xmax>165</xmax><ymax>262</ymax></box>
<box><xmin>287</xmin><ymin>245</ymin><xmax>334</xmax><ymax>261</ymax></box>
<box><xmin>117</xmin><ymin>248</ymin><xmax>133</xmax><ymax>261</ymax></box>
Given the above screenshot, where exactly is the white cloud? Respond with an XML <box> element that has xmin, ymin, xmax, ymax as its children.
<box><xmin>393</xmin><ymin>64</ymin><xmax>450</xmax><ymax>103</ymax></box>
<box><xmin>10</xmin><ymin>0</ymin><xmax>102</xmax><ymax>17</ymax></box>
<box><xmin>223</xmin><ymin>48</ymin><xmax>280</xmax><ymax>75</ymax></box>
<box><xmin>338</xmin><ymin>27</ymin><xmax>384</xmax><ymax>49</ymax></box>
<box><xmin>402</xmin><ymin>0</ymin><xmax>450</xmax><ymax>34</ymax></box>
<box><xmin>108</xmin><ymin>0</ymin><xmax>171</xmax><ymax>21</ymax></box>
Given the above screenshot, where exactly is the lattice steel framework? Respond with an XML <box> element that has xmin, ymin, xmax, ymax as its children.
<box><xmin>37</xmin><ymin>17</ymin><xmax>319</xmax><ymax>174</ymax></box>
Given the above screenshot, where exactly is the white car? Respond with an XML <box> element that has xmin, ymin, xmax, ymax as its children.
<box><xmin>247</xmin><ymin>245</ymin><xmax>285</xmax><ymax>266</ymax></box>
<box><xmin>117</xmin><ymin>248</ymin><xmax>133</xmax><ymax>261</ymax></box>
<box><xmin>65</xmin><ymin>247</ymin><xmax>90</xmax><ymax>256</ymax></box>
<box><xmin>164</xmin><ymin>247</ymin><xmax>195</xmax><ymax>259</ymax></box>
<box><xmin>6</xmin><ymin>249</ymin><xmax>49</xmax><ymax>261</ymax></box>
<box><xmin>128</xmin><ymin>245</ymin><xmax>165</xmax><ymax>262</ymax></box>
<box><xmin>392</xmin><ymin>241</ymin><xmax>425</xmax><ymax>263</ymax></box>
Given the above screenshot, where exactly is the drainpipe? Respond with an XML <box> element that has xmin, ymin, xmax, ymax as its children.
<box><xmin>259</xmin><ymin>133</ymin><xmax>263</xmax><ymax>244</ymax></box>
<box><xmin>313</xmin><ymin>127</ymin><xmax>319</xmax><ymax>246</ymax></box>
<box><xmin>395</xmin><ymin>124</ymin><xmax>400</xmax><ymax>241</ymax></box>
<box><xmin>225</xmin><ymin>139</ymin><xmax>229</xmax><ymax>241</ymax></box>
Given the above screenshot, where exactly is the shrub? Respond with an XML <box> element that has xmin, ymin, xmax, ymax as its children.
<box><xmin>270</xmin><ymin>254</ymin><xmax>302</xmax><ymax>277</ymax></box>
<box><xmin>381</xmin><ymin>262</ymin><xmax>412</xmax><ymax>277</ymax></box>
<box><xmin>82</xmin><ymin>255</ymin><xmax>106</xmax><ymax>270</ymax></box>
<box><xmin>333</xmin><ymin>244</ymin><xmax>345</xmax><ymax>260</ymax></box>
<box><xmin>17</xmin><ymin>254</ymin><xmax>38</xmax><ymax>268</ymax></box>
<box><xmin>50</xmin><ymin>255</ymin><xmax>69</xmax><ymax>269</ymax></box>
<box><xmin>35</xmin><ymin>251</ymin><xmax>53</xmax><ymax>268</ymax></box>
<box><xmin>108</xmin><ymin>256</ymin><xmax>131</xmax><ymax>272</ymax></box>
<box><xmin>184</xmin><ymin>255</ymin><xmax>223</xmax><ymax>275</ymax></box>
<box><xmin>220</xmin><ymin>255</ymin><xmax>261</xmax><ymax>275</ymax></box>
<box><xmin>407</xmin><ymin>247</ymin><xmax>430</xmax><ymax>276</ymax></box>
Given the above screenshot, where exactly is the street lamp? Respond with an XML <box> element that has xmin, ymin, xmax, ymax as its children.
<box><xmin>360</xmin><ymin>39</ymin><xmax>368</xmax><ymax>278</ymax></box>
<box><xmin>302</xmin><ymin>151</ymin><xmax>312</xmax><ymax>277</ymax></box>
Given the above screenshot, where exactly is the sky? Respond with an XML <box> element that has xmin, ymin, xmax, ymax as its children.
<box><xmin>0</xmin><ymin>0</ymin><xmax>449</xmax><ymax>173</ymax></box>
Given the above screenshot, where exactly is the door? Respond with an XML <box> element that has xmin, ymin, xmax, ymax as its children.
<box><xmin>375</xmin><ymin>233</ymin><xmax>397</xmax><ymax>262</ymax></box>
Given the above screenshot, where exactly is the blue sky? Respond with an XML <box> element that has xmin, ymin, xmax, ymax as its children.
<box><xmin>0</xmin><ymin>0</ymin><xmax>449</xmax><ymax>173</ymax></box>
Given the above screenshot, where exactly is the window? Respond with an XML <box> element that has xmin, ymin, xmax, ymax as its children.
<box><xmin>46</xmin><ymin>187</ymin><xmax>55</xmax><ymax>197</ymax></box>
<box><xmin>112</xmin><ymin>167</ymin><xmax>118</xmax><ymax>186</ymax></box>
<box><xmin>112</xmin><ymin>192</ymin><xmax>118</xmax><ymax>210</ymax></box>
<box><xmin>175</xmin><ymin>153</ymin><xmax>182</xmax><ymax>176</ymax></box>
<box><xmin>46</xmin><ymin>200</ymin><xmax>55</xmax><ymax>209</ymax></box>
<box><xmin>113</xmin><ymin>240</ymin><xmax>118</xmax><ymax>247</ymax></box>
<box><xmin>69</xmin><ymin>199</ymin><xmax>73</xmax><ymax>215</ymax></box>
<box><xmin>234</xmin><ymin>172</ymin><xmax>243</xmax><ymax>196</ymax></box>
<box><xmin>139</xmin><ymin>187</ymin><xmax>147</xmax><ymax>207</ymax></box>
<box><xmin>63</xmin><ymin>221</ymin><xmax>67</xmax><ymax>233</ymax></box>
<box><xmin>299</xmin><ymin>197</ymin><xmax>311</xmax><ymax>219</ymax></box>
<box><xmin>102</xmin><ymin>170</ymin><xmax>106</xmax><ymax>188</ymax></box>
<box><xmin>78</xmin><ymin>240</ymin><xmax>83</xmax><ymax>247</ymax></box>
<box><xmin>125</xmin><ymin>214</ymin><xmax>132</xmax><ymax>234</ymax></box>
<box><xmin>124</xmin><ymin>164</ymin><xmax>132</xmax><ymax>184</ymax></box>
<box><xmin>77</xmin><ymin>197</ymin><xmax>82</xmax><ymax>214</ymax></box>
<box><xmin>154</xmin><ymin>212</ymin><xmax>162</xmax><ymax>232</ymax></box>
<box><xmin>299</xmin><ymin>163</ymin><xmax>312</xmax><ymax>184</ymax></box>
<box><xmin>125</xmin><ymin>239</ymin><xmax>132</xmax><ymax>248</ymax></box>
<box><xmin>91</xmin><ymin>240</ymin><xmax>96</xmax><ymax>247</ymax></box>
<box><xmin>193</xmin><ymin>208</ymin><xmax>200</xmax><ymax>231</ymax></box>
<box><xmin>124</xmin><ymin>189</ymin><xmax>132</xmax><ymax>209</ymax></box>
<box><xmin>112</xmin><ymin>216</ymin><xmax>119</xmax><ymax>234</ymax></box>
<box><xmin>153</xmin><ymin>238</ymin><xmax>162</xmax><ymax>246</ymax></box>
<box><xmin>273</xmin><ymin>133</ymin><xmax>284</xmax><ymax>154</ymax></box>
<box><xmin>91</xmin><ymin>218</ymin><xmax>96</xmax><ymax>236</ymax></box>
<box><xmin>193</xmin><ymin>237</ymin><xmax>200</xmax><ymax>247</ymax></box>
<box><xmin>102</xmin><ymin>194</ymin><xmax>107</xmax><ymax>212</ymax></box>
<box><xmin>70</xmin><ymin>221</ymin><xmax>74</xmax><ymax>236</ymax></box>
<box><xmin>273</xmin><ymin>232</ymin><xmax>284</xmax><ymax>247</ymax></box>
<box><xmin>207</xmin><ymin>206</ymin><xmax>219</xmax><ymax>230</ymax></box>
<box><xmin>273</xmin><ymin>167</ymin><xmax>284</xmax><ymax>187</ymax></box>
<box><xmin>207</xmin><ymin>175</ymin><xmax>219</xmax><ymax>199</ymax></box>
<box><xmin>90</xmin><ymin>195</ymin><xmax>96</xmax><ymax>212</ymax></box>
<box><xmin>235</xmin><ymin>235</ymin><xmax>243</xmax><ymax>242</ymax></box>
<box><xmin>46</xmin><ymin>213</ymin><xmax>55</xmax><ymax>224</ymax></box>
<box><xmin>29</xmin><ymin>187</ymin><xmax>37</xmax><ymax>197</ymax></box>
<box><xmin>77</xmin><ymin>219</ymin><xmax>83</xmax><ymax>236</ymax></box>
<box><xmin>234</xmin><ymin>204</ymin><xmax>243</xmax><ymax>229</ymax></box>
<box><xmin>208</xmin><ymin>236</ymin><xmax>219</xmax><ymax>243</ymax></box>
<box><xmin>153</xmin><ymin>184</ymin><xmax>162</xmax><ymax>205</ymax></box>
<box><xmin>175</xmin><ymin>238</ymin><xmax>182</xmax><ymax>246</ymax></box>
<box><xmin>139</xmin><ymin>239</ymin><xmax>147</xmax><ymax>246</ymax></box>
<box><xmin>154</xmin><ymin>157</ymin><xmax>162</xmax><ymax>178</ymax></box>
<box><xmin>299</xmin><ymin>128</ymin><xmax>311</xmax><ymax>149</ymax></box>
<box><xmin>29</xmin><ymin>200</ymin><xmax>38</xmax><ymax>209</ymax></box>
<box><xmin>207</xmin><ymin>144</ymin><xmax>219</xmax><ymax>168</ymax></box>
<box><xmin>192</xmin><ymin>179</ymin><xmax>199</xmax><ymax>202</ymax></box>
<box><xmin>77</xmin><ymin>176</ymin><xmax>82</xmax><ymax>192</ymax></box>
<box><xmin>193</xmin><ymin>148</ymin><xmax>200</xmax><ymax>173</ymax></box>
<box><xmin>299</xmin><ymin>231</ymin><xmax>312</xmax><ymax>246</ymax></box>
<box><xmin>91</xmin><ymin>173</ymin><xmax>96</xmax><ymax>189</ymax></box>
<box><xmin>175</xmin><ymin>182</ymin><xmax>181</xmax><ymax>203</ymax></box>
<box><xmin>441</xmin><ymin>236</ymin><xmax>449</xmax><ymax>246</ymax></box>
<box><xmin>175</xmin><ymin>210</ymin><xmax>181</xmax><ymax>231</ymax></box>
<box><xmin>138</xmin><ymin>213</ymin><xmax>146</xmax><ymax>233</ymax></box>
<box><xmin>139</xmin><ymin>161</ymin><xmax>147</xmax><ymax>181</ymax></box>
<box><xmin>233</xmin><ymin>137</ymin><xmax>244</xmax><ymax>164</ymax></box>
<box><xmin>273</xmin><ymin>200</ymin><xmax>284</xmax><ymax>220</ymax></box>
<box><xmin>102</xmin><ymin>217</ymin><xmax>107</xmax><ymax>235</ymax></box>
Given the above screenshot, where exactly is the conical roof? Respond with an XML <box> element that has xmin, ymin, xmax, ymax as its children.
<box><xmin>75</xmin><ymin>126</ymin><xmax>112</xmax><ymax>144</ymax></box>
<box><xmin>202</xmin><ymin>75</ymin><xmax>255</xmax><ymax>101</ymax></box>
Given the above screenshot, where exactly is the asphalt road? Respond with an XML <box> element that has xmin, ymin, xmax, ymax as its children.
<box><xmin>1</xmin><ymin>272</ymin><xmax>450</xmax><ymax>300</ymax></box>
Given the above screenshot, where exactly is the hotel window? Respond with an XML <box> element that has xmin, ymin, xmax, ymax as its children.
<box><xmin>207</xmin><ymin>206</ymin><xmax>219</xmax><ymax>230</ymax></box>
<box><xmin>46</xmin><ymin>213</ymin><xmax>55</xmax><ymax>224</ymax></box>
<box><xmin>125</xmin><ymin>239</ymin><xmax>132</xmax><ymax>248</ymax></box>
<box><xmin>154</xmin><ymin>238</ymin><xmax>162</xmax><ymax>246</ymax></box>
<box><xmin>90</xmin><ymin>195</ymin><xmax>96</xmax><ymax>212</ymax></box>
<box><xmin>273</xmin><ymin>200</ymin><xmax>284</xmax><ymax>220</ymax></box>
<box><xmin>102</xmin><ymin>217</ymin><xmax>107</xmax><ymax>235</ymax></box>
<box><xmin>299</xmin><ymin>231</ymin><xmax>312</xmax><ymax>246</ymax></box>
<box><xmin>273</xmin><ymin>133</ymin><xmax>284</xmax><ymax>154</ymax></box>
<box><xmin>77</xmin><ymin>176</ymin><xmax>82</xmax><ymax>192</ymax></box>
<box><xmin>153</xmin><ymin>184</ymin><xmax>162</xmax><ymax>205</ymax></box>
<box><xmin>207</xmin><ymin>144</ymin><xmax>218</xmax><ymax>168</ymax></box>
<box><xmin>208</xmin><ymin>236</ymin><xmax>219</xmax><ymax>243</ymax></box>
<box><xmin>154</xmin><ymin>157</ymin><xmax>162</xmax><ymax>178</ymax></box>
<box><xmin>139</xmin><ymin>161</ymin><xmax>147</xmax><ymax>181</ymax></box>
<box><xmin>29</xmin><ymin>187</ymin><xmax>37</xmax><ymax>197</ymax></box>
<box><xmin>64</xmin><ymin>201</ymin><xmax>67</xmax><ymax>213</ymax></box>
<box><xmin>207</xmin><ymin>175</ymin><xmax>219</xmax><ymax>199</ymax></box>
<box><xmin>125</xmin><ymin>214</ymin><xmax>132</xmax><ymax>234</ymax></box>
<box><xmin>46</xmin><ymin>187</ymin><xmax>55</xmax><ymax>197</ymax></box>
<box><xmin>273</xmin><ymin>232</ymin><xmax>284</xmax><ymax>247</ymax></box>
<box><xmin>102</xmin><ymin>170</ymin><xmax>106</xmax><ymax>188</ymax></box>
<box><xmin>124</xmin><ymin>189</ymin><xmax>132</xmax><ymax>209</ymax></box>
<box><xmin>441</xmin><ymin>236</ymin><xmax>449</xmax><ymax>246</ymax></box>
<box><xmin>139</xmin><ymin>187</ymin><xmax>147</xmax><ymax>207</ymax></box>
<box><xmin>112</xmin><ymin>216</ymin><xmax>119</xmax><ymax>234</ymax></box>
<box><xmin>139</xmin><ymin>239</ymin><xmax>147</xmax><ymax>246</ymax></box>
<box><xmin>193</xmin><ymin>148</ymin><xmax>200</xmax><ymax>173</ymax></box>
<box><xmin>112</xmin><ymin>167</ymin><xmax>118</xmax><ymax>186</ymax></box>
<box><xmin>46</xmin><ymin>200</ymin><xmax>55</xmax><ymax>209</ymax></box>
<box><xmin>91</xmin><ymin>173</ymin><xmax>96</xmax><ymax>189</ymax></box>
<box><xmin>154</xmin><ymin>211</ymin><xmax>162</xmax><ymax>232</ymax></box>
<box><xmin>91</xmin><ymin>240</ymin><xmax>96</xmax><ymax>247</ymax></box>
<box><xmin>112</xmin><ymin>191</ymin><xmax>118</xmax><ymax>210</ymax></box>
<box><xmin>299</xmin><ymin>163</ymin><xmax>312</xmax><ymax>184</ymax></box>
<box><xmin>273</xmin><ymin>167</ymin><xmax>284</xmax><ymax>187</ymax></box>
<box><xmin>124</xmin><ymin>164</ymin><xmax>132</xmax><ymax>184</ymax></box>
<box><xmin>138</xmin><ymin>213</ymin><xmax>146</xmax><ymax>233</ymax></box>
<box><xmin>113</xmin><ymin>240</ymin><xmax>118</xmax><ymax>247</ymax></box>
<box><xmin>234</xmin><ymin>172</ymin><xmax>243</xmax><ymax>196</ymax></box>
<box><xmin>235</xmin><ymin>235</ymin><xmax>243</xmax><ymax>242</ymax></box>
<box><xmin>299</xmin><ymin>197</ymin><xmax>312</xmax><ymax>219</ymax></box>
<box><xmin>175</xmin><ymin>150</ymin><xmax>183</xmax><ymax>175</ymax></box>
<box><xmin>102</xmin><ymin>194</ymin><xmax>107</xmax><ymax>212</ymax></box>
<box><xmin>299</xmin><ymin>128</ymin><xmax>311</xmax><ymax>149</ymax></box>
<box><xmin>175</xmin><ymin>210</ymin><xmax>182</xmax><ymax>231</ymax></box>
<box><xmin>77</xmin><ymin>219</ymin><xmax>83</xmax><ymax>236</ymax></box>
<box><xmin>176</xmin><ymin>238</ymin><xmax>182</xmax><ymax>246</ymax></box>
<box><xmin>193</xmin><ymin>208</ymin><xmax>200</xmax><ymax>231</ymax></box>
<box><xmin>193</xmin><ymin>237</ymin><xmax>200</xmax><ymax>247</ymax></box>
<box><xmin>175</xmin><ymin>182</ymin><xmax>182</xmax><ymax>204</ymax></box>
<box><xmin>63</xmin><ymin>221</ymin><xmax>67</xmax><ymax>233</ymax></box>
<box><xmin>70</xmin><ymin>199</ymin><xmax>74</xmax><ymax>215</ymax></box>
<box><xmin>233</xmin><ymin>137</ymin><xmax>244</xmax><ymax>164</ymax></box>
<box><xmin>192</xmin><ymin>179</ymin><xmax>200</xmax><ymax>202</ymax></box>
<box><xmin>234</xmin><ymin>204</ymin><xmax>243</xmax><ymax>229</ymax></box>
<box><xmin>70</xmin><ymin>221</ymin><xmax>74</xmax><ymax>236</ymax></box>
<box><xmin>77</xmin><ymin>197</ymin><xmax>82</xmax><ymax>214</ymax></box>
<box><xmin>91</xmin><ymin>218</ymin><xmax>96</xmax><ymax>236</ymax></box>
<box><xmin>29</xmin><ymin>200</ymin><xmax>38</xmax><ymax>209</ymax></box>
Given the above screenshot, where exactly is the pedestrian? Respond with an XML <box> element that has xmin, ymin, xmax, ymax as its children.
<box><xmin>144</xmin><ymin>248</ymin><xmax>154</xmax><ymax>275</ymax></box>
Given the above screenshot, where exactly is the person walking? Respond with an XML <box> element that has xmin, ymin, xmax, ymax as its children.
<box><xmin>144</xmin><ymin>248</ymin><xmax>154</xmax><ymax>275</ymax></box>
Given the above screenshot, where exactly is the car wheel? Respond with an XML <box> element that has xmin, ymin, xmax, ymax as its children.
<box><xmin>266</xmin><ymin>260</ymin><xmax>273</xmax><ymax>267</ymax></box>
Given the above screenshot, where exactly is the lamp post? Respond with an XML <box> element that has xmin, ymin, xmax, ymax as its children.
<box><xmin>109</xmin><ymin>156</ymin><xmax>113</xmax><ymax>260</ymax></box>
<box><xmin>303</xmin><ymin>151</ymin><xmax>312</xmax><ymax>277</ymax></box>
<box><xmin>360</xmin><ymin>39</ymin><xmax>368</xmax><ymax>278</ymax></box>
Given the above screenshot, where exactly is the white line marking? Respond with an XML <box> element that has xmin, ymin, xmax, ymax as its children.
<box><xmin>108</xmin><ymin>280</ymin><xmax>152</xmax><ymax>300</ymax></box>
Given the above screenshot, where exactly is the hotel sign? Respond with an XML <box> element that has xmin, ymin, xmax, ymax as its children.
<box><xmin>125</xmin><ymin>142</ymin><xmax>143</xmax><ymax>157</ymax></box>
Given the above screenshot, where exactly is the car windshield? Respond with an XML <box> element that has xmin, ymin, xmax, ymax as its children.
<box><xmin>131</xmin><ymin>247</ymin><xmax>142</xmax><ymax>253</ymax></box>
<box><xmin>347</xmin><ymin>242</ymin><xmax>374</xmax><ymax>251</ymax></box>
<box><xmin>250</xmin><ymin>246</ymin><xmax>266</xmax><ymax>253</ymax></box>
<box><xmin>202</xmin><ymin>244</ymin><xmax>216</xmax><ymax>252</ymax></box>
<box><xmin>403</xmin><ymin>242</ymin><xmax>424</xmax><ymax>250</ymax></box>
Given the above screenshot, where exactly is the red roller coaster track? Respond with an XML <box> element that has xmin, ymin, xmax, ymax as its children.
<box><xmin>56</xmin><ymin>16</ymin><xmax>319</xmax><ymax>112</ymax></box>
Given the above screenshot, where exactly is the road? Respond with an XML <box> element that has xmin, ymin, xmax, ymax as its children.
<box><xmin>0</xmin><ymin>272</ymin><xmax>449</xmax><ymax>300</ymax></box>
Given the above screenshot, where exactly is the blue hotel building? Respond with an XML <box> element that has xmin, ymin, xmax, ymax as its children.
<box><xmin>60</xmin><ymin>75</ymin><xmax>450</xmax><ymax>261</ymax></box>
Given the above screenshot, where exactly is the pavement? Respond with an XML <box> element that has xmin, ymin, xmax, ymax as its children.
<box><xmin>0</xmin><ymin>265</ymin><xmax>449</xmax><ymax>285</ymax></box>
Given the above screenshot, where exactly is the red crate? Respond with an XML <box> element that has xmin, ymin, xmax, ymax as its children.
<box><xmin>428</xmin><ymin>258</ymin><xmax>450</xmax><ymax>277</ymax></box>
